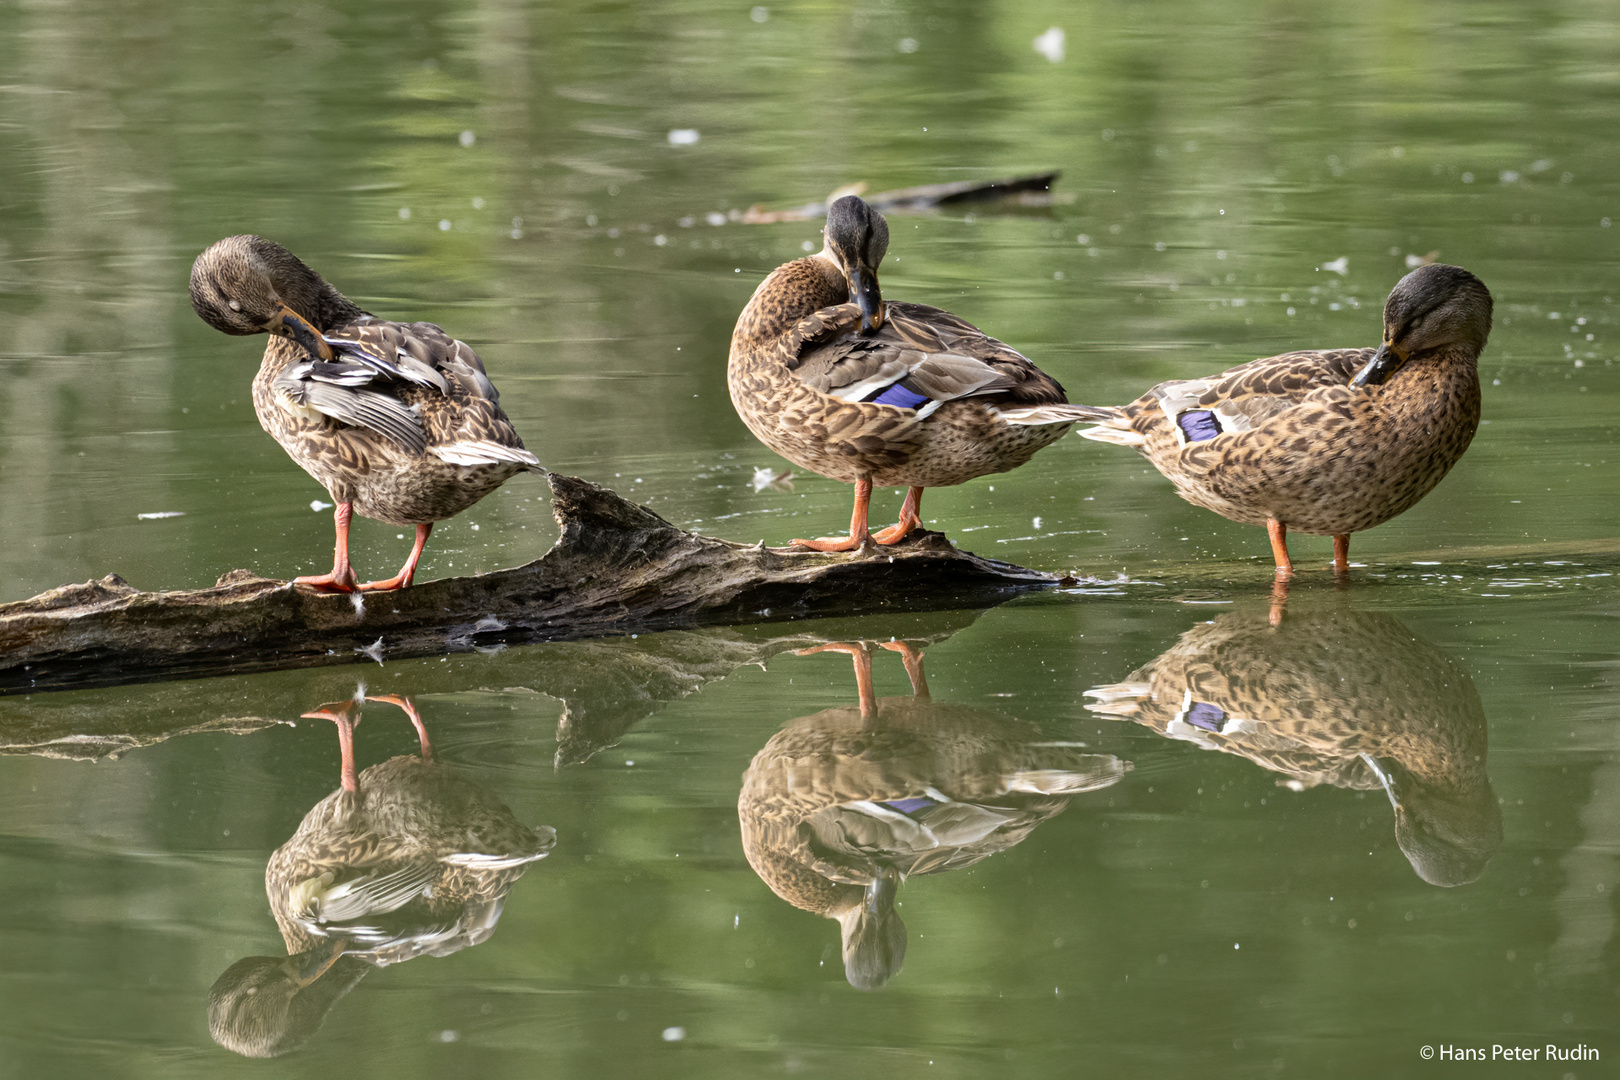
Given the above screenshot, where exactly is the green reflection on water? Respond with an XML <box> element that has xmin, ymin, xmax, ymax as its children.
<box><xmin>1</xmin><ymin>0</ymin><xmax>1617</xmax><ymax>1076</ymax></box>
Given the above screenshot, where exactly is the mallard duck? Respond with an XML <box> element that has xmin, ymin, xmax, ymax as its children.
<box><xmin>728</xmin><ymin>195</ymin><xmax>1090</xmax><ymax>551</ymax></box>
<box><xmin>189</xmin><ymin>236</ymin><xmax>541</xmax><ymax>591</ymax></box>
<box><xmin>1085</xmin><ymin>606</ymin><xmax>1501</xmax><ymax>886</ymax></box>
<box><xmin>208</xmin><ymin>692</ymin><xmax>554</xmax><ymax>1056</ymax></box>
<box><xmin>1070</xmin><ymin>263</ymin><xmax>1492</xmax><ymax>574</ymax></box>
<box><xmin>739</xmin><ymin>641</ymin><xmax>1127</xmax><ymax>988</ymax></box>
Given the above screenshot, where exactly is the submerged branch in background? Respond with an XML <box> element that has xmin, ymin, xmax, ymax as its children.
<box><xmin>735</xmin><ymin>171</ymin><xmax>1064</xmax><ymax>224</ymax></box>
<box><xmin>0</xmin><ymin>475</ymin><xmax>1060</xmax><ymax>694</ymax></box>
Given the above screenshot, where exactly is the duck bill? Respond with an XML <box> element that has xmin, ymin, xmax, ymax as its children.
<box><xmin>273</xmin><ymin>304</ymin><xmax>334</xmax><ymax>361</ymax></box>
<box><xmin>292</xmin><ymin>938</ymin><xmax>349</xmax><ymax>987</ymax></box>
<box><xmin>848</xmin><ymin>264</ymin><xmax>886</xmax><ymax>334</ymax></box>
<box><xmin>1360</xmin><ymin>752</ymin><xmax>1403</xmax><ymax>812</ymax></box>
<box><xmin>1350</xmin><ymin>341</ymin><xmax>1407</xmax><ymax>386</ymax></box>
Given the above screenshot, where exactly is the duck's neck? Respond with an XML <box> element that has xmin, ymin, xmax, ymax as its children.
<box><xmin>277</xmin><ymin>268</ymin><xmax>366</xmax><ymax>332</ymax></box>
<box><xmin>732</xmin><ymin>255</ymin><xmax>848</xmax><ymax>346</ymax></box>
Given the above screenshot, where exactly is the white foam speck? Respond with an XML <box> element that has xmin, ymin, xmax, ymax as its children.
<box><xmin>1033</xmin><ymin>26</ymin><xmax>1065</xmax><ymax>62</ymax></box>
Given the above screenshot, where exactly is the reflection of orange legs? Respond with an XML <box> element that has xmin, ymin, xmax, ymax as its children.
<box><xmin>878</xmin><ymin>640</ymin><xmax>929</xmax><ymax>699</ymax></box>
<box><xmin>367</xmin><ymin>693</ymin><xmax>432</xmax><ymax>760</ymax></box>
<box><xmin>793</xmin><ymin>479</ymin><xmax>875</xmax><ymax>552</ymax></box>
<box><xmin>295</xmin><ymin>503</ymin><xmax>361</xmax><ymax>593</ymax></box>
<box><xmin>798</xmin><ymin>641</ymin><xmax>878</xmax><ymax>717</ymax></box>
<box><xmin>301</xmin><ymin>694</ymin><xmax>365</xmax><ymax>792</ymax></box>
<box><xmin>358</xmin><ymin>522</ymin><xmax>433</xmax><ymax>592</ymax></box>
<box><xmin>1268</xmin><ymin>576</ymin><xmax>1290</xmax><ymax>628</ymax></box>
<box><xmin>301</xmin><ymin>691</ymin><xmax>432</xmax><ymax>789</ymax></box>
<box><xmin>798</xmin><ymin>639</ymin><xmax>930</xmax><ymax>714</ymax></box>
<box><xmin>871</xmin><ymin>487</ymin><xmax>924</xmax><ymax>545</ymax></box>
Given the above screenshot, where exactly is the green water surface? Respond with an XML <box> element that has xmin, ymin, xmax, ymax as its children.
<box><xmin>0</xmin><ymin>1</ymin><xmax>1616</xmax><ymax>1077</ymax></box>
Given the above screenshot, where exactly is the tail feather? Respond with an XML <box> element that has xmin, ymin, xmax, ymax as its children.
<box><xmin>1076</xmin><ymin>424</ymin><xmax>1146</xmax><ymax>447</ymax></box>
<box><xmin>431</xmin><ymin>440</ymin><xmax>543</xmax><ymax>468</ymax></box>
<box><xmin>998</xmin><ymin>403</ymin><xmax>1122</xmax><ymax>426</ymax></box>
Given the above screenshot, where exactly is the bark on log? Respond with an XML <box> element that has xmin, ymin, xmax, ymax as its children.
<box><xmin>0</xmin><ymin>474</ymin><xmax>1062</xmax><ymax>694</ymax></box>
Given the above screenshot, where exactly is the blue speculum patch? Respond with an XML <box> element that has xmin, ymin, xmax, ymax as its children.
<box><xmin>866</xmin><ymin>383</ymin><xmax>932</xmax><ymax>410</ymax></box>
<box><xmin>883</xmin><ymin>796</ymin><xmax>938</xmax><ymax>815</ymax></box>
<box><xmin>1184</xmin><ymin>701</ymin><xmax>1226</xmax><ymax>732</ymax></box>
<box><xmin>1177</xmin><ymin>410</ymin><xmax>1222</xmax><ymax>442</ymax></box>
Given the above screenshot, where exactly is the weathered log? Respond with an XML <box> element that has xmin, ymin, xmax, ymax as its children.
<box><xmin>0</xmin><ymin>474</ymin><xmax>1062</xmax><ymax>694</ymax></box>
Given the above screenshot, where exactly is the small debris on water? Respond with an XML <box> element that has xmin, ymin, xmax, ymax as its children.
<box><xmin>668</xmin><ymin>128</ymin><xmax>700</xmax><ymax>146</ymax></box>
<box><xmin>136</xmin><ymin>511</ymin><xmax>184</xmax><ymax>520</ymax></box>
<box><xmin>662</xmin><ymin>1026</ymin><xmax>686</xmax><ymax>1042</ymax></box>
<box><xmin>1320</xmin><ymin>256</ymin><xmax>1348</xmax><ymax>275</ymax></box>
<box><xmin>1033</xmin><ymin>26</ymin><xmax>1065</xmax><ymax>62</ymax></box>
<box><xmin>751</xmin><ymin>466</ymin><xmax>795</xmax><ymax>492</ymax></box>
<box><xmin>311</xmin><ymin>500</ymin><xmax>332</xmax><ymax>512</ymax></box>
<box><xmin>357</xmin><ymin>637</ymin><xmax>385</xmax><ymax>664</ymax></box>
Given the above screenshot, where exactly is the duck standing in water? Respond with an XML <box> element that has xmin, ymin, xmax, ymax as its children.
<box><xmin>728</xmin><ymin>195</ymin><xmax>1091</xmax><ymax>551</ymax></box>
<box><xmin>1068</xmin><ymin>263</ymin><xmax>1492</xmax><ymax>575</ymax></box>
<box><xmin>190</xmin><ymin>235</ymin><xmax>542</xmax><ymax>591</ymax></box>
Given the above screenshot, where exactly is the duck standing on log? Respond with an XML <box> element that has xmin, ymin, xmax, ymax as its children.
<box><xmin>190</xmin><ymin>236</ymin><xmax>542</xmax><ymax>592</ymax></box>
<box><xmin>728</xmin><ymin>195</ymin><xmax>1094</xmax><ymax>551</ymax></box>
<box><xmin>1067</xmin><ymin>263</ymin><xmax>1493</xmax><ymax>576</ymax></box>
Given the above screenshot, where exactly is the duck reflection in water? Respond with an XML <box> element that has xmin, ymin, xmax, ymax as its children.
<box><xmin>740</xmin><ymin>640</ymin><xmax>1129</xmax><ymax>990</ymax></box>
<box><xmin>209</xmin><ymin>691</ymin><xmax>555</xmax><ymax>1057</ymax></box>
<box><xmin>1086</xmin><ymin>606</ymin><xmax>1501</xmax><ymax>886</ymax></box>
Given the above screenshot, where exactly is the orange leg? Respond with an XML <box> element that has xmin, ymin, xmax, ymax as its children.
<box><xmin>295</xmin><ymin>503</ymin><xmax>360</xmax><ymax>593</ymax></box>
<box><xmin>367</xmin><ymin>693</ymin><xmax>432</xmax><ymax>760</ymax></box>
<box><xmin>792</xmin><ymin>479</ymin><xmax>875</xmax><ymax>552</ymax></box>
<box><xmin>871</xmin><ymin>487</ymin><xmax>925</xmax><ymax>545</ymax></box>
<box><xmin>879</xmin><ymin>640</ymin><xmax>929</xmax><ymax>699</ymax></box>
<box><xmin>1332</xmin><ymin>534</ymin><xmax>1351</xmax><ymax>574</ymax></box>
<box><xmin>358</xmin><ymin>522</ymin><xmax>433</xmax><ymax>591</ymax></box>
<box><xmin>1266</xmin><ymin>518</ymin><xmax>1293</xmax><ymax>578</ymax></box>
<box><xmin>797</xmin><ymin>640</ymin><xmax>878</xmax><ymax>717</ymax></box>
<box><xmin>301</xmin><ymin>694</ymin><xmax>365</xmax><ymax>792</ymax></box>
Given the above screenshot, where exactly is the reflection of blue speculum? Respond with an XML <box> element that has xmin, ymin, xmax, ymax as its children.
<box><xmin>741</xmin><ymin>640</ymin><xmax>1129</xmax><ymax>990</ymax></box>
<box><xmin>1087</xmin><ymin>606</ymin><xmax>1502</xmax><ymax>886</ymax></box>
<box><xmin>208</xmin><ymin>691</ymin><xmax>554</xmax><ymax>1057</ymax></box>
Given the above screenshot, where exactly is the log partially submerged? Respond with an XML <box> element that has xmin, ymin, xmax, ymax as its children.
<box><xmin>0</xmin><ymin>474</ymin><xmax>1063</xmax><ymax>694</ymax></box>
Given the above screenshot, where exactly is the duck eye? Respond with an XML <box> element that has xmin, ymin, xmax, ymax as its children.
<box><xmin>228</xmin><ymin>298</ymin><xmax>242</xmax><ymax>312</ymax></box>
